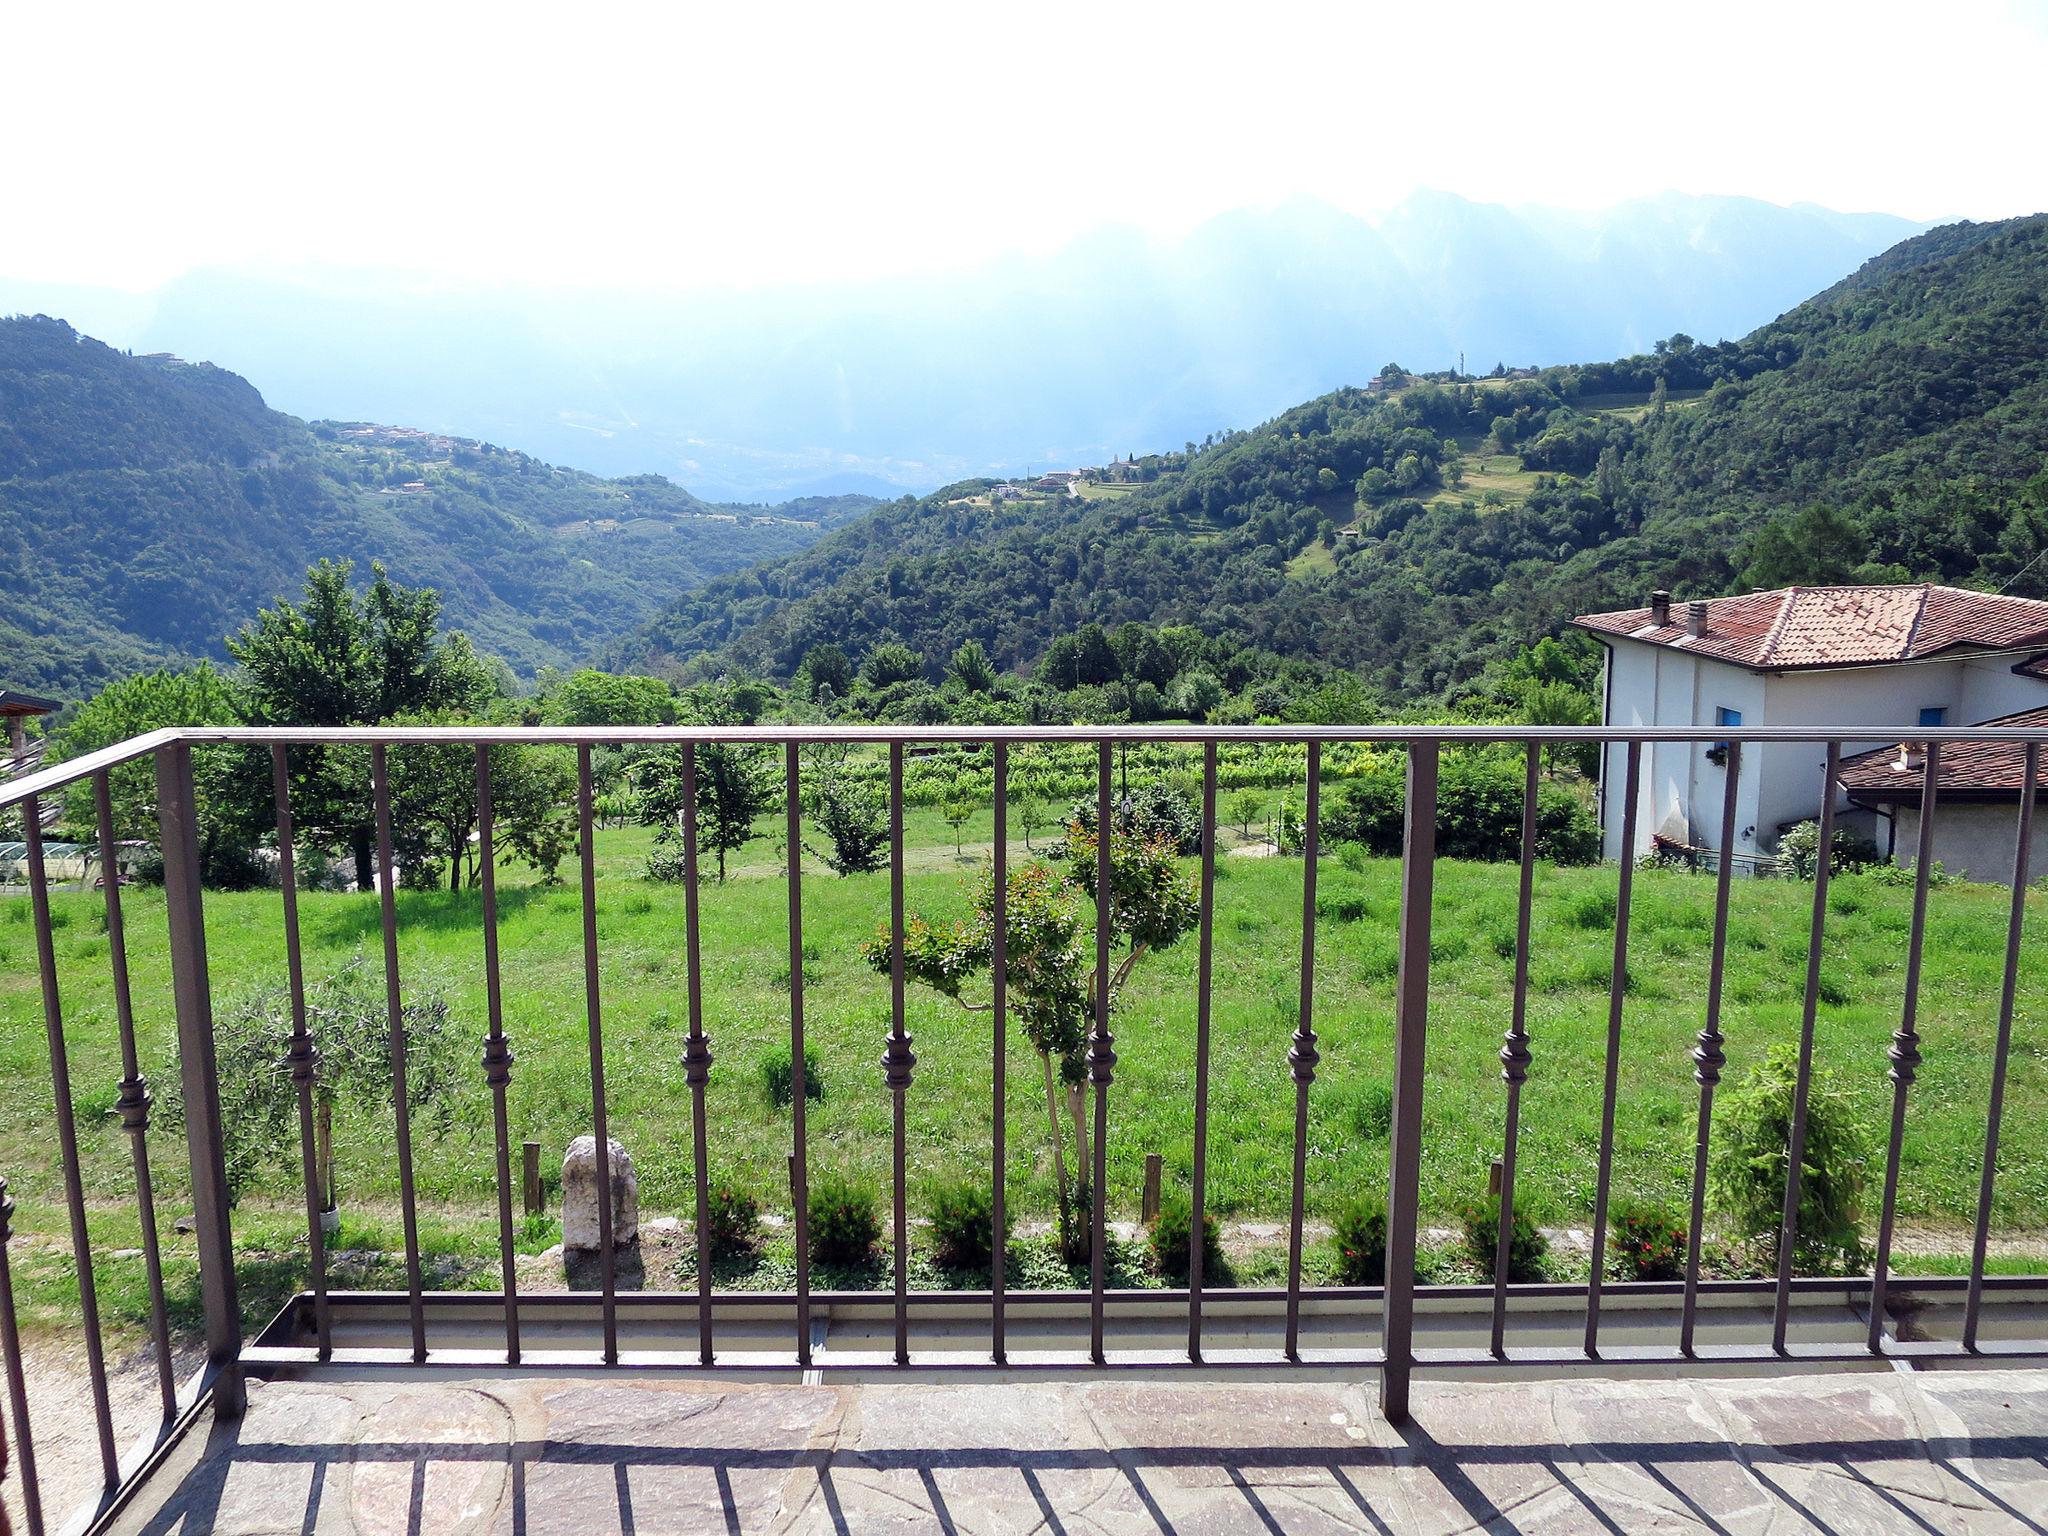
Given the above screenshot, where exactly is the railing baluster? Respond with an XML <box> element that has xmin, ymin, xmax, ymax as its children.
<box><xmin>1489</xmin><ymin>743</ymin><xmax>1540</xmax><ymax>1358</ymax></box>
<box><xmin>1583</xmin><ymin>740</ymin><xmax>1641</xmax><ymax>1356</ymax></box>
<box><xmin>474</xmin><ymin>747</ymin><xmax>521</xmax><ymax>1365</ymax></box>
<box><xmin>0</xmin><ymin>1178</ymin><xmax>44</xmax><ymax>1536</ymax></box>
<box><xmin>371</xmin><ymin>744</ymin><xmax>428</xmax><ymax>1363</ymax></box>
<box><xmin>1868</xmin><ymin>742</ymin><xmax>1938</xmax><ymax>1354</ymax></box>
<box><xmin>1284</xmin><ymin>743</ymin><xmax>1321</xmax><ymax>1360</ymax></box>
<box><xmin>990</xmin><ymin>741</ymin><xmax>1008</xmax><ymax>1365</ymax></box>
<box><xmin>1681</xmin><ymin>742</ymin><xmax>1743</xmax><ymax>1357</ymax></box>
<box><xmin>156</xmin><ymin>743</ymin><xmax>243</xmax><ymax>1413</ymax></box>
<box><xmin>680</xmin><ymin>745</ymin><xmax>715</xmax><ymax>1366</ymax></box>
<box><xmin>1188</xmin><ymin>742</ymin><xmax>1218</xmax><ymax>1364</ymax></box>
<box><xmin>1088</xmin><ymin>739</ymin><xmax>1115</xmax><ymax>1365</ymax></box>
<box><xmin>1380</xmin><ymin>741</ymin><xmax>1438</xmax><ymax>1424</ymax></box>
<box><xmin>94</xmin><ymin>769</ymin><xmax>179</xmax><ymax>1412</ymax></box>
<box><xmin>269</xmin><ymin>747</ymin><xmax>332</xmax><ymax>1361</ymax></box>
<box><xmin>1964</xmin><ymin>739</ymin><xmax>2039</xmax><ymax>1351</ymax></box>
<box><xmin>1772</xmin><ymin>742</ymin><xmax>1842</xmax><ymax>1354</ymax></box>
<box><xmin>576</xmin><ymin>745</ymin><xmax>619</xmax><ymax>1364</ymax></box>
<box><xmin>884</xmin><ymin>743</ymin><xmax>915</xmax><ymax>1366</ymax></box>
<box><xmin>21</xmin><ymin>797</ymin><xmax>118</xmax><ymax>1487</ymax></box>
<box><xmin>787</xmin><ymin>742</ymin><xmax>812</xmax><ymax>1369</ymax></box>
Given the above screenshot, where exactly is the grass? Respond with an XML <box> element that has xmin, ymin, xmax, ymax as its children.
<box><xmin>2</xmin><ymin>809</ymin><xmax>2043</xmax><ymax>1334</ymax></box>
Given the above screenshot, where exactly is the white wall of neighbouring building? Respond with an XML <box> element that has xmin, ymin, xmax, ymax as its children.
<box><xmin>1893</xmin><ymin>801</ymin><xmax>2048</xmax><ymax>883</ymax></box>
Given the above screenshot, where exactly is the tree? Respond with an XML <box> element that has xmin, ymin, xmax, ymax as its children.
<box><xmin>1072</xmin><ymin>624</ymin><xmax>1121</xmax><ymax>686</ymax></box>
<box><xmin>948</xmin><ymin>640</ymin><xmax>996</xmax><ymax>694</ymax></box>
<box><xmin>387</xmin><ymin>715</ymin><xmax>576</xmax><ymax>890</ymax></box>
<box><xmin>861</xmin><ymin>642</ymin><xmax>924</xmax><ymax>688</ymax></box>
<box><xmin>942</xmin><ymin>796</ymin><xmax>974</xmax><ymax>854</ymax></box>
<box><xmin>798</xmin><ymin>643</ymin><xmax>853</xmax><ymax>701</ymax></box>
<box><xmin>538</xmin><ymin>670</ymin><xmax>675</xmax><ymax>727</ymax></box>
<box><xmin>1228</xmin><ymin>788</ymin><xmax>1265</xmax><ymax>838</ymax></box>
<box><xmin>1172</xmin><ymin>670</ymin><xmax>1225</xmax><ymax>721</ymax></box>
<box><xmin>635</xmin><ymin>695</ymin><xmax>779</xmax><ymax>883</ymax></box>
<box><xmin>54</xmin><ymin>663</ymin><xmax>251</xmax><ymax>868</ymax></box>
<box><xmin>865</xmin><ymin>819</ymin><xmax>1199</xmax><ymax>1256</ymax></box>
<box><xmin>1736</xmin><ymin>504</ymin><xmax>1867</xmax><ymax>589</ymax></box>
<box><xmin>807</xmin><ymin>769</ymin><xmax>889</xmax><ymax>876</ymax></box>
<box><xmin>167</xmin><ymin>955</ymin><xmax>463</xmax><ymax>1205</ymax></box>
<box><xmin>228</xmin><ymin>560</ymin><xmax>497</xmax><ymax>889</ymax></box>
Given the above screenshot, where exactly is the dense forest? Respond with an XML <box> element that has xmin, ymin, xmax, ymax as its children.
<box><xmin>0</xmin><ymin>316</ymin><xmax>873</xmax><ymax>696</ymax></box>
<box><xmin>620</xmin><ymin>215</ymin><xmax>2048</xmax><ymax>698</ymax></box>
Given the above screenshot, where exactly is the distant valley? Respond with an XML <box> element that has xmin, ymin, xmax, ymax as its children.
<box><xmin>0</xmin><ymin>317</ymin><xmax>872</xmax><ymax>695</ymax></box>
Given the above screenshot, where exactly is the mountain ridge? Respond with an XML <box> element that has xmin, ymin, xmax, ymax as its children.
<box><xmin>617</xmin><ymin>214</ymin><xmax>2048</xmax><ymax>699</ymax></box>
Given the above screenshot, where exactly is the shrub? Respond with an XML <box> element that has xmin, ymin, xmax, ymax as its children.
<box><xmin>1609</xmin><ymin>1200</ymin><xmax>1688</xmax><ymax>1281</ymax></box>
<box><xmin>926</xmin><ymin>1177</ymin><xmax>1010</xmax><ymax>1272</ymax></box>
<box><xmin>701</xmin><ymin>1182</ymin><xmax>760</xmax><ymax>1258</ymax></box>
<box><xmin>1349</xmin><ymin>1081</ymin><xmax>1394</xmax><ymax>1141</ymax></box>
<box><xmin>760</xmin><ymin>1043</ymin><xmax>824</xmax><ymax>1108</ymax></box>
<box><xmin>1867</xmin><ymin>858</ymin><xmax>1952</xmax><ymax>888</ymax></box>
<box><xmin>1316</xmin><ymin>885</ymin><xmax>1371</xmax><ymax>923</ymax></box>
<box><xmin>807</xmin><ymin>1173</ymin><xmax>882</xmax><ymax>1267</ymax></box>
<box><xmin>1710</xmin><ymin>1046</ymin><xmax>1871</xmax><ymax>1272</ymax></box>
<box><xmin>1456</xmin><ymin>1195</ymin><xmax>1548</xmax><ymax>1281</ymax></box>
<box><xmin>1331</xmin><ymin>1193</ymin><xmax>1388</xmax><ymax>1284</ymax></box>
<box><xmin>1148</xmin><ymin>1194</ymin><xmax>1226</xmax><ymax>1284</ymax></box>
<box><xmin>1322</xmin><ymin>750</ymin><xmax>1601</xmax><ymax>865</ymax></box>
<box><xmin>1776</xmin><ymin>820</ymin><xmax>1881</xmax><ymax>880</ymax></box>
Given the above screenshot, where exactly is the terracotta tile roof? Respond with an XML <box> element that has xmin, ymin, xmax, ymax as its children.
<box><xmin>1572</xmin><ymin>585</ymin><xmax>2048</xmax><ymax>671</ymax></box>
<box><xmin>1838</xmin><ymin>704</ymin><xmax>2048</xmax><ymax>801</ymax></box>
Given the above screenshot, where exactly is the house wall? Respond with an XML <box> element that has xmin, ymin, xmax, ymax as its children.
<box><xmin>1754</xmin><ymin>664</ymin><xmax>1971</xmax><ymax>846</ymax></box>
<box><xmin>1598</xmin><ymin>639</ymin><xmax>1763</xmax><ymax>860</ymax></box>
<box><xmin>1959</xmin><ymin>658</ymin><xmax>2048</xmax><ymax>723</ymax></box>
<box><xmin>1895</xmin><ymin>801</ymin><xmax>2048</xmax><ymax>883</ymax></box>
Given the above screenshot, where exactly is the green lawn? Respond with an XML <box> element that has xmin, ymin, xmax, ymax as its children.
<box><xmin>1</xmin><ymin>809</ymin><xmax>2043</xmax><ymax>1331</ymax></box>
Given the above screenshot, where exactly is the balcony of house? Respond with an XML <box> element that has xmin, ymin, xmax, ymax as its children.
<box><xmin>0</xmin><ymin>723</ymin><xmax>2045</xmax><ymax>1534</ymax></box>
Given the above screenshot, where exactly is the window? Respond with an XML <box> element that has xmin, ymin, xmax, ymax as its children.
<box><xmin>1918</xmin><ymin>706</ymin><xmax>1947</xmax><ymax>728</ymax></box>
<box><xmin>1711</xmin><ymin>706</ymin><xmax>1741</xmax><ymax>763</ymax></box>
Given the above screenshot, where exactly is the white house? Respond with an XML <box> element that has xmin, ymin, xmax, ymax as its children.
<box><xmin>1572</xmin><ymin>584</ymin><xmax>2048</xmax><ymax>866</ymax></box>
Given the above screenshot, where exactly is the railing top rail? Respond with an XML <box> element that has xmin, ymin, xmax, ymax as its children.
<box><xmin>9</xmin><ymin>720</ymin><xmax>2048</xmax><ymax>811</ymax></box>
<box><xmin>0</xmin><ymin>728</ymin><xmax>183</xmax><ymax>812</ymax></box>
<box><xmin>136</xmin><ymin>722</ymin><xmax>2048</xmax><ymax>745</ymax></box>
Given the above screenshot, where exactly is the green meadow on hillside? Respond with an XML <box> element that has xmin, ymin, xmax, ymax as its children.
<box><xmin>0</xmin><ymin>802</ymin><xmax>2040</xmax><ymax>1333</ymax></box>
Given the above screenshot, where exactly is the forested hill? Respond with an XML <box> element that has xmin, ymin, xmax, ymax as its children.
<box><xmin>0</xmin><ymin>316</ymin><xmax>872</xmax><ymax>695</ymax></box>
<box><xmin>621</xmin><ymin>215</ymin><xmax>2048</xmax><ymax>699</ymax></box>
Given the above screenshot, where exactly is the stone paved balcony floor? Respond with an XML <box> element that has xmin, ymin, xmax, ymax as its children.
<box><xmin>110</xmin><ymin>1367</ymin><xmax>2047</xmax><ymax>1534</ymax></box>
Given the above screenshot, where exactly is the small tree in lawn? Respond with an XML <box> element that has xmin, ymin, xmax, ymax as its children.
<box><xmin>1228</xmin><ymin>788</ymin><xmax>1265</xmax><ymax>840</ymax></box>
<box><xmin>1019</xmin><ymin>798</ymin><xmax>1048</xmax><ymax>849</ymax></box>
<box><xmin>942</xmin><ymin>796</ymin><xmax>974</xmax><ymax>856</ymax></box>
<box><xmin>635</xmin><ymin>697</ymin><xmax>779</xmax><ymax>883</ymax></box>
<box><xmin>864</xmin><ymin>816</ymin><xmax>1199</xmax><ymax>1261</ymax></box>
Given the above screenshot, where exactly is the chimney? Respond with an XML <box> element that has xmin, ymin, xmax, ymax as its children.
<box><xmin>1685</xmin><ymin>600</ymin><xmax>1709</xmax><ymax>639</ymax></box>
<box><xmin>1649</xmin><ymin>589</ymin><xmax>1672</xmax><ymax>626</ymax></box>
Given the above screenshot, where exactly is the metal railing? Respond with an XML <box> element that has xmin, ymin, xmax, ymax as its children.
<box><xmin>0</xmin><ymin>722</ymin><xmax>2044</xmax><ymax>1533</ymax></box>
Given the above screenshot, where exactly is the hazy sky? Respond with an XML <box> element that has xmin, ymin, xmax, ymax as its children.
<box><xmin>10</xmin><ymin>0</ymin><xmax>2047</xmax><ymax>292</ymax></box>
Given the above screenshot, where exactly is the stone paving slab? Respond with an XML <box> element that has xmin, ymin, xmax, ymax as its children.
<box><xmin>108</xmin><ymin>1368</ymin><xmax>2048</xmax><ymax>1534</ymax></box>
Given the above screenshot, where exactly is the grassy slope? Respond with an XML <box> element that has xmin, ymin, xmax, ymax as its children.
<box><xmin>1</xmin><ymin>803</ymin><xmax>2040</xmax><ymax>1332</ymax></box>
